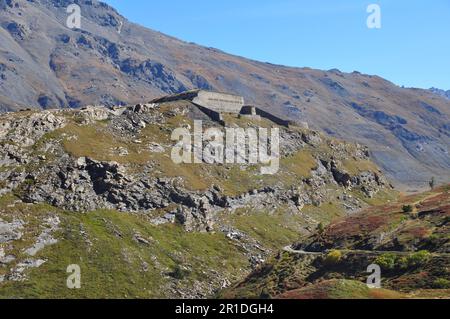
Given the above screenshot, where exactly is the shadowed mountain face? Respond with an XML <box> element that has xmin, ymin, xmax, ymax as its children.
<box><xmin>0</xmin><ymin>0</ymin><xmax>449</xmax><ymax>188</ymax></box>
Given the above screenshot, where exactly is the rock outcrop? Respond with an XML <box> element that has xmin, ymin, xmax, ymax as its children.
<box><xmin>0</xmin><ymin>101</ymin><xmax>400</xmax><ymax>298</ymax></box>
<box><xmin>0</xmin><ymin>103</ymin><xmax>392</xmax><ymax>234</ymax></box>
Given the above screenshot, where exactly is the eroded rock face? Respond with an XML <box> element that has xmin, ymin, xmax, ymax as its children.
<box><xmin>0</xmin><ymin>111</ymin><xmax>66</xmax><ymax>147</ymax></box>
<box><xmin>21</xmin><ymin>156</ymin><xmax>161</xmax><ymax>212</ymax></box>
<box><xmin>12</xmin><ymin>152</ymin><xmax>387</xmax><ymax>232</ymax></box>
<box><xmin>0</xmin><ymin>214</ymin><xmax>60</xmax><ymax>282</ymax></box>
<box><xmin>353</xmin><ymin>171</ymin><xmax>389</xmax><ymax>198</ymax></box>
<box><xmin>0</xmin><ymin>219</ymin><xmax>23</xmax><ymax>243</ymax></box>
<box><xmin>0</xmin><ymin>105</ymin><xmax>392</xmax><ymax>233</ymax></box>
<box><xmin>78</xmin><ymin>106</ymin><xmax>114</xmax><ymax>124</ymax></box>
<box><xmin>175</xmin><ymin>205</ymin><xmax>215</xmax><ymax>233</ymax></box>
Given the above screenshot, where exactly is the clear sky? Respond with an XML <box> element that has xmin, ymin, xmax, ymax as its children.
<box><xmin>104</xmin><ymin>0</ymin><xmax>450</xmax><ymax>90</ymax></box>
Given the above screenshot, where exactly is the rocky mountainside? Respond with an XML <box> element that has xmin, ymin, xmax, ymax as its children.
<box><xmin>0</xmin><ymin>0</ymin><xmax>449</xmax><ymax>188</ymax></box>
<box><xmin>0</xmin><ymin>100</ymin><xmax>396</xmax><ymax>298</ymax></box>
<box><xmin>430</xmin><ymin>88</ymin><xmax>450</xmax><ymax>100</ymax></box>
<box><xmin>221</xmin><ymin>186</ymin><xmax>450</xmax><ymax>299</ymax></box>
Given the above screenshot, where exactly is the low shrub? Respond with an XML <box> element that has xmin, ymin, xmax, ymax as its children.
<box><xmin>407</xmin><ymin>250</ymin><xmax>431</xmax><ymax>267</ymax></box>
<box><xmin>432</xmin><ymin>278</ymin><xmax>450</xmax><ymax>289</ymax></box>
<box><xmin>374</xmin><ymin>253</ymin><xmax>397</xmax><ymax>270</ymax></box>
<box><xmin>396</xmin><ymin>256</ymin><xmax>409</xmax><ymax>269</ymax></box>
<box><xmin>402</xmin><ymin>205</ymin><xmax>413</xmax><ymax>213</ymax></box>
<box><xmin>317</xmin><ymin>222</ymin><xmax>325</xmax><ymax>234</ymax></box>
<box><xmin>375</xmin><ymin>250</ymin><xmax>432</xmax><ymax>270</ymax></box>
<box><xmin>324</xmin><ymin>249</ymin><xmax>342</xmax><ymax>265</ymax></box>
<box><xmin>169</xmin><ymin>265</ymin><xmax>190</xmax><ymax>280</ymax></box>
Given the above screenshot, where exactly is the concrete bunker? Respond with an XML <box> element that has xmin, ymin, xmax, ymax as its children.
<box><xmin>151</xmin><ymin>90</ymin><xmax>244</xmax><ymax>114</ymax></box>
<box><xmin>151</xmin><ymin>89</ymin><xmax>302</xmax><ymax>128</ymax></box>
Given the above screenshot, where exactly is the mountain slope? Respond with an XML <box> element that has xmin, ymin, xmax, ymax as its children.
<box><xmin>220</xmin><ymin>186</ymin><xmax>450</xmax><ymax>299</ymax></box>
<box><xmin>430</xmin><ymin>88</ymin><xmax>450</xmax><ymax>100</ymax></box>
<box><xmin>0</xmin><ymin>0</ymin><xmax>449</xmax><ymax>188</ymax></box>
<box><xmin>0</xmin><ymin>101</ymin><xmax>395</xmax><ymax>298</ymax></box>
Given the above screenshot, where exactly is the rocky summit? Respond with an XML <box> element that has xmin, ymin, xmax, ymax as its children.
<box><xmin>0</xmin><ymin>0</ymin><xmax>449</xmax><ymax>188</ymax></box>
<box><xmin>0</xmin><ymin>100</ymin><xmax>397</xmax><ymax>298</ymax></box>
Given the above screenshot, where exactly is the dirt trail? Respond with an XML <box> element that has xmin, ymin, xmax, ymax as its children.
<box><xmin>283</xmin><ymin>246</ymin><xmax>450</xmax><ymax>257</ymax></box>
<box><xmin>410</xmin><ymin>191</ymin><xmax>443</xmax><ymax>214</ymax></box>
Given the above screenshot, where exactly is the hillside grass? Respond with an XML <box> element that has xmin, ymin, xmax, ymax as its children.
<box><xmin>277</xmin><ymin>279</ymin><xmax>408</xmax><ymax>299</ymax></box>
<box><xmin>0</xmin><ymin>196</ymin><xmax>251</xmax><ymax>298</ymax></box>
<box><xmin>224</xmin><ymin>207</ymin><xmax>305</xmax><ymax>250</ymax></box>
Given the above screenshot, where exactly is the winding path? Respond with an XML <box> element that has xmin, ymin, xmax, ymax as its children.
<box><xmin>283</xmin><ymin>246</ymin><xmax>450</xmax><ymax>257</ymax></box>
<box><xmin>282</xmin><ymin>246</ymin><xmax>322</xmax><ymax>255</ymax></box>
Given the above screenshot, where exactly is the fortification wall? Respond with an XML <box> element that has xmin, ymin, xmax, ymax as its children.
<box><xmin>151</xmin><ymin>90</ymin><xmax>244</xmax><ymax>114</ymax></box>
<box><xmin>150</xmin><ymin>90</ymin><xmax>201</xmax><ymax>104</ymax></box>
<box><xmin>241</xmin><ymin>105</ymin><xmax>296</xmax><ymax>127</ymax></box>
<box><xmin>193</xmin><ymin>91</ymin><xmax>244</xmax><ymax>114</ymax></box>
<box><xmin>195</xmin><ymin>104</ymin><xmax>224</xmax><ymax>124</ymax></box>
<box><xmin>151</xmin><ymin>90</ymin><xmax>304</xmax><ymax>128</ymax></box>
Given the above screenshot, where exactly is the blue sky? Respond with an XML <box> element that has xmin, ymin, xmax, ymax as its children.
<box><xmin>104</xmin><ymin>0</ymin><xmax>450</xmax><ymax>90</ymax></box>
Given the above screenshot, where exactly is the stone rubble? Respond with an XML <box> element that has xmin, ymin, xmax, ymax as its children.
<box><xmin>0</xmin><ymin>218</ymin><xmax>24</xmax><ymax>243</ymax></box>
<box><xmin>24</xmin><ymin>216</ymin><xmax>60</xmax><ymax>257</ymax></box>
